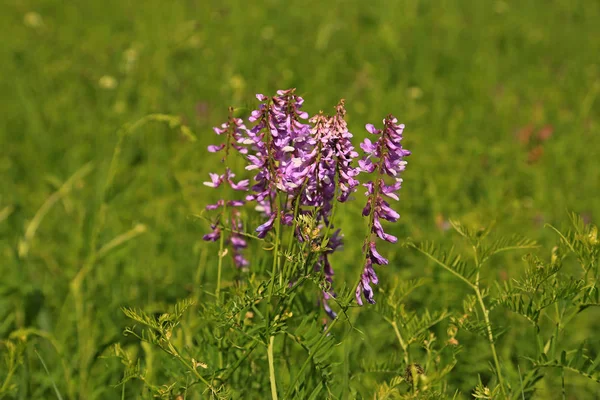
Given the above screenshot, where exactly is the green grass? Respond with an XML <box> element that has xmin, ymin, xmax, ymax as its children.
<box><xmin>1</xmin><ymin>0</ymin><xmax>600</xmax><ymax>398</ymax></box>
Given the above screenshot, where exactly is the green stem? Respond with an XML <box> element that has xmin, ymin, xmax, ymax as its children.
<box><xmin>265</xmin><ymin>211</ymin><xmax>282</xmax><ymax>399</ymax></box>
<box><xmin>216</xmin><ymin>225</ymin><xmax>226</xmax><ymax>303</ymax></box>
<box><xmin>219</xmin><ymin>341</ymin><xmax>259</xmax><ymax>382</ymax></box>
<box><xmin>286</xmin><ymin>273</ymin><xmax>361</xmax><ymax>398</ymax></box>
<box><xmin>266</xmin><ymin>211</ymin><xmax>281</xmax><ymax>322</ymax></box>
<box><xmin>391</xmin><ymin>320</ymin><xmax>410</xmax><ymax>365</ymax></box>
<box><xmin>268</xmin><ymin>336</ymin><xmax>278</xmax><ymax>400</ymax></box>
<box><xmin>165</xmin><ymin>342</ymin><xmax>215</xmax><ymax>392</ymax></box>
<box><xmin>475</xmin><ymin>286</ymin><xmax>507</xmax><ymax>398</ymax></box>
<box><xmin>285</xmin><ymin>316</ymin><xmax>340</xmax><ymax>398</ymax></box>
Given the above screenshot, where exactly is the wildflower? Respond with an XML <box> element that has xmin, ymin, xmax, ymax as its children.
<box><xmin>207</xmin><ymin>108</ymin><xmax>249</xmax><ymax>159</ymax></box>
<box><xmin>229</xmin><ymin>210</ymin><xmax>249</xmax><ymax>269</ymax></box>
<box><xmin>203</xmin><ymin>113</ymin><xmax>251</xmax><ymax>267</ymax></box>
<box><xmin>244</xmin><ymin>89</ymin><xmax>312</xmax><ymax>237</ymax></box>
<box><xmin>203</xmin><ymin>224</ymin><xmax>221</xmax><ymax>241</ymax></box>
<box><xmin>356</xmin><ymin>116</ymin><xmax>410</xmax><ymax>305</ymax></box>
<box><xmin>202</xmin><ymin>169</ymin><xmax>248</xmax><ymax>191</ymax></box>
<box><xmin>304</xmin><ymin>101</ymin><xmax>360</xmax><ymax>223</ymax></box>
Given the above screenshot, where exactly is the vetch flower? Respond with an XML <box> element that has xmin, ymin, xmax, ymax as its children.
<box><xmin>356</xmin><ymin>258</ymin><xmax>379</xmax><ymax>305</ymax></box>
<box><xmin>202</xmin><ymin>169</ymin><xmax>248</xmax><ymax>192</ymax></box>
<box><xmin>303</xmin><ymin>100</ymin><xmax>360</xmax><ymax>223</ymax></box>
<box><xmin>244</xmin><ymin>89</ymin><xmax>312</xmax><ymax>237</ymax></box>
<box><xmin>208</xmin><ymin>107</ymin><xmax>249</xmax><ymax>160</ymax></box>
<box><xmin>201</xmin><ymin>90</ymin><xmax>412</xmax><ymax>317</ymax></box>
<box><xmin>357</xmin><ymin>115</ymin><xmax>410</xmax><ymax>305</ymax></box>
<box><xmin>203</xmin><ymin>224</ymin><xmax>221</xmax><ymax>242</ymax></box>
<box><xmin>229</xmin><ymin>210</ymin><xmax>249</xmax><ymax>269</ymax></box>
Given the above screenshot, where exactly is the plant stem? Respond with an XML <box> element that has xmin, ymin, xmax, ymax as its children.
<box><xmin>268</xmin><ymin>336</ymin><xmax>278</xmax><ymax>400</ymax></box>
<box><xmin>475</xmin><ymin>286</ymin><xmax>507</xmax><ymax>398</ymax></box>
<box><xmin>219</xmin><ymin>341</ymin><xmax>259</xmax><ymax>382</ymax></box>
<box><xmin>265</xmin><ymin>211</ymin><xmax>282</xmax><ymax>399</ymax></box>
<box><xmin>391</xmin><ymin>320</ymin><xmax>410</xmax><ymax>365</ymax></box>
<box><xmin>285</xmin><ymin>316</ymin><xmax>340</xmax><ymax>398</ymax></box>
<box><xmin>216</xmin><ymin>225</ymin><xmax>226</xmax><ymax>303</ymax></box>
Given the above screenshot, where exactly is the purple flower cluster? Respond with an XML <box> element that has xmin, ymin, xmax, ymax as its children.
<box><xmin>202</xmin><ymin>112</ymin><xmax>251</xmax><ymax>268</ymax></box>
<box><xmin>242</xmin><ymin>90</ymin><xmax>315</xmax><ymax>238</ymax></box>
<box><xmin>203</xmin><ymin>90</ymin><xmax>410</xmax><ymax>311</ymax></box>
<box><xmin>356</xmin><ymin>116</ymin><xmax>410</xmax><ymax>305</ymax></box>
<box><xmin>208</xmin><ymin>109</ymin><xmax>249</xmax><ymax>158</ymax></box>
<box><xmin>303</xmin><ymin>101</ymin><xmax>360</xmax><ymax>223</ymax></box>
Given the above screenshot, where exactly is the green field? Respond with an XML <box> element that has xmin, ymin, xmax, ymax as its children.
<box><xmin>2</xmin><ymin>0</ymin><xmax>600</xmax><ymax>399</ymax></box>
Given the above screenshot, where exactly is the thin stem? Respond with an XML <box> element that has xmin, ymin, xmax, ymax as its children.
<box><xmin>267</xmin><ymin>336</ymin><xmax>278</xmax><ymax>400</ymax></box>
<box><xmin>286</xmin><ymin>274</ymin><xmax>361</xmax><ymax>398</ymax></box>
<box><xmin>391</xmin><ymin>321</ymin><xmax>410</xmax><ymax>365</ymax></box>
<box><xmin>266</xmin><ymin>211</ymin><xmax>281</xmax><ymax>323</ymax></box>
<box><xmin>285</xmin><ymin>316</ymin><xmax>340</xmax><ymax>398</ymax></box>
<box><xmin>216</xmin><ymin>224</ymin><xmax>226</xmax><ymax>303</ymax></box>
<box><xmin>561</xmin><ymin>367</ymin><xmax>566</xmax><ymax>400</ymax></box>
<box><xmin>219</xmin><ymin>341</ymin><xmax>259</xmax><ymax>382</ymax></box>
<box><xmin>472</xmin><ymin>244</ymin><xmax>507</xmax><ymax>395</ymax></box>
<box><xmin>164</xmin><ymin>341</ymin><xmax>215</xmax><ymax>392</ymax></box>
<box><xmin>265</xmin><ymin>211</ymin><xmax>282</xmax><ymax>399</ymax></box>
<box><xmin>475</xmin><ymin>286</ymin><xmax>507</xmax><ymax>398</ymax></box>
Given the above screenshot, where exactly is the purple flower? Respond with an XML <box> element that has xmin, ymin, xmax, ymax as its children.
<box><xmin>208</xmin><ymin>109</ymin><xmax>249</xmax><ymax>158</ymax></box>
<box><xmin>317</xmin><ymin>229</ymin><xmax>344</xmax><ymax>318</ymax></box>
<box><xmin>303</xmin><ymin>101</ymin><xmax>360</xmax><ymax>224</ymax></box>
<box><xmin>229</xmin><ymin>210</ymin><xmax>249</xmax><ymax>269</ymax></box>
<box><xmin>203</xmin><ymin>210</ymin><xmax>250</xmax><ymax>269</ymax></box>
<box><xmin>244</xmin><ymin>89</ymin><xmax>313</xmax><ymax>236</ymax></box>
<box><xmin>256</xmin><ymin>212</ymin><xmax>277</xmax><ymax>239</ymax></box>
<box><xmin>368</xmin><ymin>241</ymin><xmax>388</xmax><ymax>265</ymax></box>
<box><xmin>356</xmin><ymin>259</ymin><xmax>379</xmax><ymax>306</ymax></box>
<box><xmin>203</xmin><ymin>224</ymin><xmax>221</xmax><ymax>241</ymax></box>
<box><xmin>357</xmin><ymin>116</ymin><xmax>410</xmax><ymax>305</ymax></box>
<box><xmin>203</xmin><ymin>169</ymin><xmax>248</xmax><ymax>192</ymax></box>
<box><xmin>202</xmin><ymin>90</ymin><xmax>411</xmax><ymax>313</ymax></box>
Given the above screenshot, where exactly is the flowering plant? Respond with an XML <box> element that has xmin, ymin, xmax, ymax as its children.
<box><xmin>203</xmin><ymin>89</ymin><xmax>410</xmax><ymax>311</ymax></box>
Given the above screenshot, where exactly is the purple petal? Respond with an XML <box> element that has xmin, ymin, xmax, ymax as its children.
<box><xmin>360</xmin><ymin>138</ymin><xmax>377</xmax><ymax>153</ymax></box>
<box><xmin>203</xmin><ymin>226</ymin><xmax>221</xmax><ymax>241</ymax></box>
<box><xmin>227</xmin><ymin>200</ymin><xmax>245</xmax><ymax>207</ymax></box>
<box><xmin>206</xmin><ymin>199</ymin><xmax>225</xmax><ymax>210</ymax></box>
<box><xmin>369</xmin><ymin>242</ymin><xmax>388</xmax><ymax>265</ymax></box>
<box><xmin>365</xmin><ymin>124</ymin><xmax>379</xmax><ymax>135</ymax></box>
<box><xmin>230</xmin><ymin>179</ymin><xmax>249</xmax><ymax>191</ymax></box>
<box><xmin>355</xmin><ymin>284</ymin><xmax>364</xmax><ymax>306</ymax></box>
<box><xmin>358</xmin><ymin>159</ymin><xmax>376</xmax><ymax>173</ymax></box>
<box><xmin>208</xmin><ymin>144</ymin><xmax>225</xmax><ymax>153</ymax></box>
<box><xmin>256</xmin><ymin>213</ymin><xmax>276</xmax><ymax>238</ymax></box>
<box><xmin>230</xmin><ymin>236</ymin><xmax>247</xmax><ymax>248</ymax></box>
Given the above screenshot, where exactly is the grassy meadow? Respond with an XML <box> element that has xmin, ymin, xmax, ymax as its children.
<box><xmin>1</xmin><ymin>0</ymin><xmax>600</xmax><ymax>398</ymax></box>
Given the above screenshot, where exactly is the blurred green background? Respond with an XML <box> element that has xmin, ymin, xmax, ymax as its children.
<box><xmin>1</xmin><ymin>0</ymin><xmax>599</xmax><ymax>398</ymax></box>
